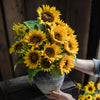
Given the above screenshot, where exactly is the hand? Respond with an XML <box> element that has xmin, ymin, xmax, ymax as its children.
<box><xmin>45</xmin><ymin>90</ymin><xmax>75</xmax><ymax>100</ymax></box>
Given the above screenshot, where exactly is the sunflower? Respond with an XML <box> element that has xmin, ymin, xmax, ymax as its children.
<box><xmin>43</xmin><ymin>43</ymin><xmax>62</xmax><ymax>61</ymax></box>
<box><xmin>64</xmin><ymin>35</ymin><xmax>79</xmax><ymax>55</ymax></box>
<box><xmin>78</xmin><ymin>95</ymin><xmax>85</xmax><ymax>100</ymax></box>
<box><xmin>78</xmin><ymin>98</ymin><xmax>85</xmax><ymax>100</ymax></box>
<box><xmin>37</xmin><ymin>5</ymin><xmax>61</xmax><ymax>25</ymax></box>
<box><xmin>24</xmin><ymin>29</ymin><xmax>46</xmax><ymax>47</ymax></box>
<box><xmin>9</xmin><ymin>40</ymin><xmax>24</xmax><ymax>54</ymax></box>
<box><xmin>77</xmin><ymin>83</ymin><xmax>82</xmax><ymax>90</ymax></box>
<box><xmin>40</xmin><ymin>58</ymin><xmax>54</xmax><ymax>72</ymax></box>
<box><xmin>85</xmin><ymin>95</ymin><xmax>92</xmax><ymax>100</ymax></box>
<box><xmin>97</xmin><ymin>82</ymin><xmax>100</xmax><ymax>90</ymax></box>
<box><xmin>84</xmin><ymin>84</ymin><xmax>96</xmax><ymax>94</ymax></box>
<box><xmin>24</xmin><ymin>49</ymin><xmax>41</xmax><ymax>69</ymax></box>
<box><xmin>59</xmin><ymin>56</ymin><xmax>74</xmax><ymax>77</ymax></box>
<box><xmin>12</xmin><ymin>23</ymin><xmax>28</xmax><ymax>38</ymax></box>
<box><xmin>93</xmin><ymin>94</ymin><xmax>100</xmax><ymax>100</ymax></box>
<box><xmin>49</xmin><ymin>25</ymin><xmax>67</xmax><ymax>44</ymax></box>
<box><xmin>88</xmin><ymin>81</ymin><xmax>94</xmax><ymax>86</ymax></box>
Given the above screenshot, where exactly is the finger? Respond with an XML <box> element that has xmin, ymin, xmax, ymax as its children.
<box><xmin>57</xmin><ymin>90</ymin><xmax>69</xmax><ymax>96</ymax></box>
<box><xmin>57</xmin><ymin>90</ymin><xmax>62</xmax><ymax>93</ymax></box>
<box><xmin>50</xmin><ymin>91</ymin><xmax>61</xmax><ymax>97</ymax></box>
<box><xmin>45</xmin><ymin>94</ymin><xmax>56</xmax><ymax>99</ymax></box>
<box><xmin>47</xmin><ymin>91</ymin><xmax>61</xmax><ymax>99</ymax></box>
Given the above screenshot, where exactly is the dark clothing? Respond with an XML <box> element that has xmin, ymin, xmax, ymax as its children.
<box><xmin>93</xmin><ymin>58</ymin><xmax>100</xmax><ymax>77</ymax></box>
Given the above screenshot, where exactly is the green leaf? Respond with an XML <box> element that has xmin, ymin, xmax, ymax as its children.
<box><xmin>14</xmin><ymin>56</ymin><xmax>24</xmax><ymax>71</ymax></box>
<box><xmin>24</xmin><ymin>20</ymin><xmax>41</xmax><ymax>30</ymax></box>
<box><xmin>28</xmin><ymin>68</ymin><xmax>41</xmax><ymax>85</ymax></box>
<box><xmin>16</xmin><ymin>50</ymin><xmax>25</xmax><ymax>54</ymax></box>
<box><xmin>50</xmin><ymin>67</ymin><xmax>61</xmax><ymax>78</ymax></box>
<box><xmin>83</xmin><ymin>91</ymin><xmax>88</xmax><ymax>96</ymax></box>
<box><xmin>74</xmin><ymin>55</ymin><xmax>77</xmax><ymax>64</ymax></box>
<box><xmin>56</xmin><ymin>43</ymin><xmax>63</xmax><ymax>48</ymax></box>
<box><xmin>60</xmin><ymin>52</ymin><xmax>67</xmax><ymax>56</ymax></box>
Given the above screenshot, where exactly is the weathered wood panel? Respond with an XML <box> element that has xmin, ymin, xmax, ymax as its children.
<box><xmin>87</xmin><ymin>0</ymin><xmax>100</xmax><ymax>59</ymax></box>
<box><xmin>24</xmin><ymin>0</ymin><xmax>47</xmax><ymax>20</ymax></box>
<box><xmin>85</xmin><ymin>0</ymin><xmax>100</xmax><ymax>84</ymax></box>
<box><xmin>2</xmin><ymin>0</ymin><xmax>27</xmax><ymax>77</ymax></box>
<box><xmin>0</xmin><ymin>1</ymin><xmax>13</xmax><ymax>80</ymax></box>
<box><xmin>46</xmin><ymin>0</ymin><xmax>68</xmax><ymax>21</ymax></box>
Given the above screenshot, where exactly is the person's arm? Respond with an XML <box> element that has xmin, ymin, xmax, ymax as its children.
<box><xmin>45</xmin><ymin>90</ymin><xmax>75</xmax><ymax>100</ymax></box>
<box><xmin>74</xmin><ymin>59</ymin><xmax>94</xmax><ymax>76</ymax></box>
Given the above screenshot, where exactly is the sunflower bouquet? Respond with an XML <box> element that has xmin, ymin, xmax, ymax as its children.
<box><xmin>77</xmin><ymin>81</ymin><xmax>100</xmax><ymax>100</ymax></box>
<box><xmin>9</xmin><ymin>5</ymin><xmax>79</xmax><ymax>84</ymax></box>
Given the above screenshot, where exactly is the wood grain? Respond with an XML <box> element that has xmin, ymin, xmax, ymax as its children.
<box><xmin>2</xmin><ymin>0</ymin><xmax>27</xmax><ymax>77</ymax></box>
<box><xmin>0</xmin><ymin>1</ymin><xmax>13</xmax><ymax>80</ymax></box>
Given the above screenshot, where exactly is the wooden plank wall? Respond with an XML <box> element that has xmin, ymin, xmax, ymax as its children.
<box><xmin>87</xmin><ymin>0</ymin><xmax>100</xmax><ymax>84</ymax></box>
<box><xmin>87</xmin><ymin>0</ymin><xmax>100</xmax><ymax>59</ymax></box>
<box><xmin>1</xmin><ymin>0</ymin><xmax>27</xmax><ymax>78</ymax></box>
<box><xmin>0</xmin><ymin>0</ymin><xmax>99</xmax><ymax>84</ymax></box>
<box><xmin>0</xmin><ymin>1</ymin><xmax>13</xmax><ymax>80</ymax></box>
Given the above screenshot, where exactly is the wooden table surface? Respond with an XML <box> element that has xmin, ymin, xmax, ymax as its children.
<box><xmin>0</xmin><ymin>75</ymin><xmax>79</xmax><ymax>100</ymax></box>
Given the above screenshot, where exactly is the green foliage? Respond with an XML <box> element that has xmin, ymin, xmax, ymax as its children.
<box><xmin>50</xmin><ymin>67</ymin><xmax>61</xmax><ymax>78</ymax></box>
<box><xmin>24</xmin><ymin>20</ymin><xmax>42</xmax><ymax>30</ymax></box>
<box><xmin>73</xmin><ymin>55</ymin><xmax>77</xmax><ymax>64</ymax></box>
<box><xmin>28</xmin><ymin>68</ymin><xmax>41</xmax><ymax>85</ymax></box>
<box><xmin>60</xmin><ymin>51</ymin><xmax>67</xmax><ymax>56</ymax></box>
<box><xmin>14</xmin><ymin>56</ymin><xmax>24</xmax><ymax>71</ymax></box>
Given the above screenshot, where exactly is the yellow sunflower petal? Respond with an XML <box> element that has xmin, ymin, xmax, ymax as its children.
<box><xmin>66</xmin><ymin>24</ymin><xmax>75</xmax><ymax>35</ymax></box>
<box><xmin>97</xmin><ymin>82</ymin><xmax>100</xmax><ymax>90</ymax></box>
<box><xmin>93</xmin><ymin>94</ymin><xmax>100</xmax><ymax>100</ymax></box>
<box><xmin>88</xmin><ymin>81</ymin><xmax>94</xmax><ymax>86</ymax></box>
<box><xmin>85</xmin><ymin>95</ymin><xmax>92</xmax><ymax>100</ymax></box>
<box><xmin>77</xmin><ymin>83</ymin><xmax>82</xmax><ymax>90</ymax></box>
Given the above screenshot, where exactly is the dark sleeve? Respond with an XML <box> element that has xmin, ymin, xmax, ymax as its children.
<box><xmin>93</xmin><ymin>58</ymin><xmax>100</xmax><ymax>77</ymax></box>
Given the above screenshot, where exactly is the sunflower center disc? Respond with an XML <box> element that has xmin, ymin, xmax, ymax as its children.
<box><xmin>15</xmin><ymin>42</ymin><xmax>23</xmax><ymax>51</ymax></box>
<box><xmin>42</xmin><ymin>12</ymin><xmax>54</xmax><ymax>22</ymax></box>
<box><xmin>55</xmin><ymin>33</ymin><xmax>62</xmax><ymax>41</ymax></box>
<box><xmin>30</xmin><ymin>53</ymin><xmax>39</xmax><ymax>63</ymax></box>
<box><xmin>45</xmin><ymin>48</ymin><xmax>55</xmax><ymax>57</ymax></box>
